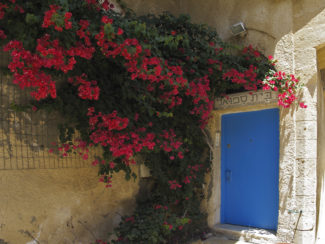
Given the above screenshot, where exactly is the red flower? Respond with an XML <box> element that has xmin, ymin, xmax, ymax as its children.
<box><xmin>0</xmin><ymin>3</ymin><xmax>8</xmax><ymax>20</ymax></box>
<box><xmin>155</xmin><ymin>205</ymin><xmax>162</xmax><ymax>209</ymax></box>
<box><xmin>117</xmin><ymin>28</ymin><xmax>124</xmax><ymax>35</ymax></box>
<box><xmin>109</xmin><ymin>161</ymin><xmax>115</xmax><ymax>169</ymax></box>
<box><xmin>171</xmin><ymin>30</ymin><xmax>176</xmax><ymax>36</ymax></box>
<box><xmin>64</xmin><ymin>12</ymin><xmax>72</xmax><ymax>30</ymax></box>
<box><xmin>92</xmin><ymin>160</ymin><xmax>99</xmax><ymax>166</ymax></box>
<box><xmin>168</xmin><ymin>180</ymin><xmax>182</xmax><ymax>190</ymax></box>
<box><xmin>299</xmin><ymin>102</ymin><xmax>307</xmax><ymax>108</ymax></box>
<box><xmin>125</xmin><ymin>216</ymin><xmax>135</xmax><ymax>223</ymax></box>
<box><xmin>54</xmin><ymin>25</ymin><xmax>63</xmax><ymax>32</ymax></box>
<box><xmin>134</xmin><ymin>113</ymin><xmax>139</xmax><ymax>121</ymax></box>
<box><xmin>183</xmin><ymin>176</ymin><xmax>191</xmax><ymax>184</ymax></box>
<box><xmin>101</xmin><ymin>0</ymin><xmax>111</xmax><ymax>10</ymax></box>
<box><xmin>253</xmin><ymin>50</ymin><xmax>260</xmax><ymax>58</ymax></box>
<box><xmin>0</xmin><ymin>29</ymin><xmax>6</xmax><ymax>39</ymax></box>
<box><xmin>101</xmin><ymin>16</ymin><xmax>113</xmax><ymax>24</ymax></box>
<box><xmin>42</xmin><ymin>5</ymin><xmax>60</xmax><ymax>29</ymax></box>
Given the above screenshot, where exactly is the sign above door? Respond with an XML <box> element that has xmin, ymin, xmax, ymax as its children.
<box><xmin>215</xmin><ymin>90</ymin><xmax>278</xmax><ymax>110</ymax></box>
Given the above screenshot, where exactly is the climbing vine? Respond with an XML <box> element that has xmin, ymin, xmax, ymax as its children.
<box><xmin>0</xmin><ymin>0</ymin><xmax>306</xmax><ymax>243</ymax></box>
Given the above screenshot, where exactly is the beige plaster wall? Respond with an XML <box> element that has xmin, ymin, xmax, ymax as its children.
<box><xmin>0</xmin><ymin>168</ymin><xmax>139</xmax><ymax>244</ymax></box>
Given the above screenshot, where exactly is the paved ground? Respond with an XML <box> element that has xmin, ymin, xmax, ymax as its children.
<box><xmin>202</xmin><ymin>237</ymin><xmax>252</xmax><ymax>244</ymax></box>
<box><xmin>192</xmin><ymin>237</ymin><xmax>252</xmax><ymax>244</ymax></box>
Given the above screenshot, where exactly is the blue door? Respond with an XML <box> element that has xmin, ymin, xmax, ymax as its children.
<box><xmin>221</xmin><ymin>108</ymin><xmax>279</xmax><ymax>230</ymax></box>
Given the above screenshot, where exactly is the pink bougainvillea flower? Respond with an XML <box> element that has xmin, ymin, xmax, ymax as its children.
<box><xmin>117</xmin><ymin>28</ymin><xmax>124</xmax><ymax>35</ymax></box>
<box><xmin>0</xmin><ymin>29</ymin><xmax>6</xmax><ymax>39</ymax></box>
<box><xmin>109</xmin><ymin>161</ymin><xmax>115</xmax><ymax>169</ymax></box>
<box><xmin>154</xmin><ymin>205</ymin><xmax>162</xmax><ymax>209</ymax></box>
<box><xmin>64</xmin><ymin>12</ymin><xmax>72</xmax><ymax>29</ymax></box>
<box><xmin>92</xmin><ymin>159</ymin><xmax>99</xmax><ymax>166</ymax></box>
<box><xmin>101</xmin><ymin>16</ymin><xmax>113</xmax><ymax>24</ymax></box>
<box><xmin>299</xmin><ymin>102</ymin><xmax>307</xmax><ymax>108</ymax></box>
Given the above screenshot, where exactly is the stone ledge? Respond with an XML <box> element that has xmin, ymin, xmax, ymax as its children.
<box><xmin>212</xmin><ymin>224</ymin><xmax>279</xmax><ymax>244</ymax></box>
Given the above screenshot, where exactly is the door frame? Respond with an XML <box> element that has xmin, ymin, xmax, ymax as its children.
<box><xmin>220</xmin><ymin>108</ymin><xmax>279</xmax><ymax>230</ymax></box>
<box><xmin>205</xmin><ymin>101</ymin><xmax>281</xmax><ymax>232</ymax></box>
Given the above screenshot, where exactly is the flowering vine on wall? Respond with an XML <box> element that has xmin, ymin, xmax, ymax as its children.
<box><xmin>0</xmin><ymin>0</ymin><xmax>306</xmax><ymax>243</ymax></box>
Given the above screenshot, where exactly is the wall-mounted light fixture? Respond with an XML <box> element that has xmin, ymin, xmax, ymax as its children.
<box><xmin>230</xmin><ymin>22</ymin><xmax>246</xmax><ymax>36</ymax></box>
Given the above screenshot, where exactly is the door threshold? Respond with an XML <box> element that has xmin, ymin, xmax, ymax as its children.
<box><xmin>212</xmin><ymin>224</ymin><xmax>278</xmax><ymax>244</ymax></box>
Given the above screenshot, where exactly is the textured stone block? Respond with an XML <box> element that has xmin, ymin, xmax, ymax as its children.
<box><xmin>297</xmin><ymin>211</ymin><xmax>316</xmax><ymax>232</ymax></box>
<box><xmin>294</xmin><ymin>48</ymin><xmax>317</xmax><ymax>70</ymax></box>
<box><xmin>296</xmin><ymin>158</ymin><xmax>317</xmax><ymax>179</ymax></box>
<box><xmin>296</xmin><ymin>139</ymin><xmax>317</xmax><ymax>159</ymax></box>
<box><xmin>296</xmin><ymin>106</ymin><xmax>317</xmax><ymax>124</ymax></box>
<box><xmin>294</xmin><ymin>229</ymin><xmax>315</xmax><ymax>244</ymax></box>
<box><xmin>295</xmin><ymin>195</ymin><xmax>316</xmax><ymax>213</ymax></box>
<box><xmin>296</xmin><ymin>121</ymin><xmax>317</xmax><ymax>140</ymax></box>
<box><xmin>296</xmin><ymin>176</ymin><xmax>317</xmax><ymax>196</ymax></box>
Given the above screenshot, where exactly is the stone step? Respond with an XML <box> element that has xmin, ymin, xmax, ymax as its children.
<box><xmin>191</xmin><ymin>224</ymin><xmax>279</xmax><ymax>244</ymax></box>
<box><xmin>203</xmin><ymin>237</ymin><xmax>252</xmax><ymax>244</ymax></box>
<box><xmin>211</xmin><ymin>224</ymin><xmax>278</xmax><ymax>243</ymax></box>
<box><xmin>192</xmin><ymin>236</ymin><xmax>252</xmax><ymax>244</ymax></box>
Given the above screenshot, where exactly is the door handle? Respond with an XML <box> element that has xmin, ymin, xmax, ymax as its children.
<box><xmin>226</xmin><ymin>169</ymin><xmax>232</xmax><ymax>182</ymax></box>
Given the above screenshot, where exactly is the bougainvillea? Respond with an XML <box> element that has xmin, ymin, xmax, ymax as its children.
<box><xmin>262</xmin><ymin>67</ymin><xmax>307</xmax><ymax>108</ymax></box>
<box><xmin>0</xmin><ymin>0</ymin><xmax>306</xmax><ymax>243</ymax></box>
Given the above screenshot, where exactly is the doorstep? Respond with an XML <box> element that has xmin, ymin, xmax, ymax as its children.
<box><xmin>191</xmin><ymin>236</ymin><xmax>252</xmax><ymax>244</ymax></box>
<box><xmin>211</xmin><ymin>224</ymin><xmax>279</xmax><ymax>244</ymax></box>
